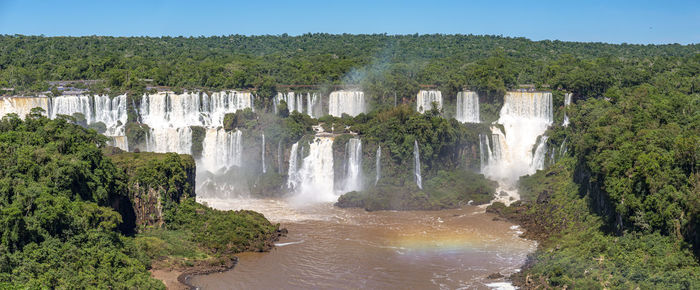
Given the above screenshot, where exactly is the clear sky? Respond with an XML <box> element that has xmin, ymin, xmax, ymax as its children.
<box><xmin>0</xmin><ymin>0</ymin><xmax>698</xmax><ymax>44</ymax></box>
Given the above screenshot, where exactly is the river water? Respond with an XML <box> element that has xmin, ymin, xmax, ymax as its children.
<box><xmin>190</xmin><ymin>198</ymin><xmax>536</xmax><ymax>289</ymax></box>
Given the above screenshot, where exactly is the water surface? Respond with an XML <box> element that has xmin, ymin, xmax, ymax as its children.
<box><xmin>191</xmin><ymin>198</ymin><xmax>535</xmax><ymax>289</ymax></box>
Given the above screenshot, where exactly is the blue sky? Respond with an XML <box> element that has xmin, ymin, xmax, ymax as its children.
<box><xmin>0</xmin><ymin>0</ymin><xmax>698</xmax><ymax>44</ymax></box>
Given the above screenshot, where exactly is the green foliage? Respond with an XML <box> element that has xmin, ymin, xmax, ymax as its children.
<box><xmin>277</xmin><ymin>99</ymin><xmax>290</xmax><ymax>117</ymax></box>
<box><xmin>163</xmin><ymin>199</ymin><xmax>278</xmax><ymax>255</ymax></box>
<box><xmin>108</xmin><ymin>151</ymin><xmax>196</xmax><ymax>221</ymax></box>
<box><xmin>566</xmin><ymin>85</ymin><xmax>699</xmax><ymax>247</ymax></box>
<box><xmin>0</xmin><ymin>114</ymin><xmax>279</xmax><ymax>288</ymax></box>
<box><xmin>0</xmin><ymin>114</ymin><xmax>162</xmax><ymax>288</ymax></box>
<box><xmin>87</xmin><ymin>121</ymin><xmax>107</xmax><ymax>134</ymax></box>
<box><xmin>281</xmin><ymin>111</ymin><xmax>317</xmax><ymax>142</ymax></box>
<box><xmin>190</xmin><ymin>126</ymin><xmax>206</xmax><ymax>159</ymax></box>
<box><xmin>125</xmin><ymin>122</ymin><xmax>150</xmax><ymax>151</ymax></box>
<box><xmin>223</xmin><ymin>107</ymin><xmax>257</xmax><ymax>131</ymax></box>
<box><xmin>352</xmin><ymin>104</ymin><xmax>487</xmax><ymax>174</ymax></box>
<box><xmin>1</xmin><ymin>35</ymin><xmax>697</xmax><ymax>101</ymax></box>
<box><xmin>506</xmin><ymin>158</ymin><xmax>700</xmax><ymax>289</ymax></box>
<box><xmin>337</xmin><ymin>170</ymin><xmax>495</xmax><ymax>211</ymax></box>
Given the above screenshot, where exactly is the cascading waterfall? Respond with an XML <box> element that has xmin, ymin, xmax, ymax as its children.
<box><xmin>562</xmin><ymin>93</ymin><xmax>572</xmax><ymax>127</ymax></box>
<box><xmin>480</xmin><ymin>91</ymin><xmax>553</xmax><ymax>204</ymax></box>
<box><xmin>196</xmin><ymin>128</ymin><xmax>245</xmax><ymax>198</ymax></box>
<box><xmin>478</xmin><ymin>134</ymin><xmax>492</xmax><ymax>172</ymax></box>
<box><xmin>307</xmin><ymin>93</ymin><xmax>319</xmax><ymax>118</ymax></box>
<box><xmin>140</xmin><ymin>91</ymin><xmax>254</xmax><ymax>128</ymax></box>
<box><xmin>329</xmin><ymin>90</ymin><xmax>365</xmax><ymax>117</ymax></box>
<box><xmin>414</xmin><ymin>140</ymin><xmax>422</xmax><ymax>189</ymax></box>
<box><xmin>92</xmin><ymin>95</ymin><xmax>128</xmax><ymax>136</ymax></box>
<box><xmin>489</xmin><ymin>128</ymin><xmax>506</xmax><ymax>162</ymax></box>
<box><xmin>138</xmin><ymin>90</ymin><xmax>253</xmax><ymax>173</ymax></box>
<box><xmin>375</xmin><ymin>146</ymin><xmax>381</xmax><ymax>185</ymax></box>
<box><xmin>1</xmin><ymin>91</ymin><xmax>263</xmax><ymax>197</ymax></box>
<box><xmin>416</xmin><ymin>90</ymin><xmax>442</xmax><ymax>113</ymax></box>
<box><xmin>0</xmin><ymin>95</ymin><xmax>129</xmax><ymax>150</ymax></box>
<box><xmin>530</xmin><ymin>136</ymin><xmax>549</xmax><ymax>171</ymax></box>
<box><xmin>0</xmin><ymin>96</ymin><xmax>51</xmax><ymax>118</ymax></box>
<box><xmin>200</xmin><ymin>129</ymin><xmax>243</xmax><ymax>173</ymax></box>
<box><xmin>109</xmin><ymin>136</ymin><xmax>129</xmax><ymax>152</ymax></box>
<box><xmin>274</xmin><ymin>92</ymin><xmax>320</xmax><ymax>118</ymax></box>
<box><xmin>341</xmin><ymin>138</ymin><xmax>363</xmax><ymax>193</ymax></box>
<box><xmin>50</xmin><ymin>94</ymin><xmax>128</xmax><ymax>135</ymax></box>
<box><xmin>147</xmin><ymin>127</ymin><xmax>193</xmax><ymax>154</ymax></box>
<box><xmin>291</xmin><ymin>137</ymin><xmax>337</xmax><ymax>203</ymax></box>
<box><xmin>559</xmin><ymin>137</ymin><xmax>568</xmax><ymax>157</ymax></box>
<box><xmin>278</xmin><ymin>140</ymin><xmax>283</xmax><ymax>174</ymax></box>
<box><xmin>456</xmin><ymin>91</ymin><xmax>480</xmax><ymax>123</ymax></box>
<box><xmin>49</xmin><ymin>95</ymin><xmax>92</xmax><ymax>120</ymax></box>
<box><xmin>262</xmin><ymin>133</ymin><xmax>266</xmax><ymax>173</ymax></box>
<box><xmin>274</xmin><ymin>92</ymin><xmax>304</xmax><ymax>114</ymax></box>
<box><xmin>287</xmin><ymin>142</ymin><xmax>300</xmax><ymax>190</ymax></box>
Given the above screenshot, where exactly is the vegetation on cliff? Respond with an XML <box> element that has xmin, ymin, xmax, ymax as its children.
<box><xmin>337</xmin><ymin>169</ymin><xmax>495</xmax><ymax>211</ymax></box>
<box><xmin>488</xmin><ymin>83</ymin><xmax>700</xmax><ymax>288</ymax></box>
<box><xmin>0</xmin><ymin>113</ymin><xmax>280</xmax><ymax>288</ymax></box>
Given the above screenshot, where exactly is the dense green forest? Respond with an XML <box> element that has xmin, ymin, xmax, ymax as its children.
<box><xmin>488</xmin><ymin>83</ymin><xmax>699</xmax><ymax>287</ymax></box>
<box><xmin>1</xmin><ymin>34</ymin><xmax>698</xmax><ymax>103</ymax></box>
<box><xmin>0</xmin><ymin>112</ymin><xmax>280</xmax><ymax>288</ymax></box>
<box><xmin>0</xmin><ymin>34</ymin><xmax>698</xmax><ymax>288</ymax></box>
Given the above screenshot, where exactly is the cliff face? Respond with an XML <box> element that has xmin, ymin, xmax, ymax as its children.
<box><xmin>105</xmin><ymin>148</ymin><xmax>196</xmax><ymax>229</ymax></box>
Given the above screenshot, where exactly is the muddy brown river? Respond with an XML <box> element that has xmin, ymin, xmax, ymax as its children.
<box><xmin>190</xmin><ymin>198</ymin><xmax>536</xmax><ymax>289</ymax></box>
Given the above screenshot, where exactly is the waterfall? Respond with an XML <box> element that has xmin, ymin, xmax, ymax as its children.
<box><xmin>481</xmin><ymin>91</ymin><xmax>553</xmax><ymax>204</ymax></box>
<box><xmin>456</xmin><ymin>91</ymin><xmax>480</xmax><ymax>123</ymax></box>
<box><xmin>287</xmin><ymin>142</ymin><xmax>300</xmax><ymax>190</ymax></box>
<box><xmin>0</xmin><ymin>95</ymin><xmax>129</xmax><ymax>151</ymax></box>
<box><xmin>562</xmin><ymin>93</ymin><xmax>572</xmax><ymax>127</ymax></box>
<box><xmin>200</xmin><ymin>128</ymin><xmax>242</xmax><ymax>173</ymax></box>
<box><xmin>278</xmin><ymin>140</ymin><xmax>283</xmax><ymax>174</ymax></box>
<box><xmin>375</xmin><ymin>146</ymin><xmax>381</xmax><ymax>185</ymax></box>
<box><xmin>291</xmin><ymin>137</ymin><xmax>337</xmax><ymax>203</ymax></box>
<box><xmin>307</xmin><ymin>93</ymin><xmax>319</xmax><ymax>118</ymax></box>
<box><xmin>274</xmin><ymin>92</ymin><xmax>320</xmax><ymax>118</ymax></box>
<box><xmin>147</xmin><ymin>127</ymin><xmax>193</xmax><ymax>154</ymax></box>
<box><xmin>414</xmin><ymin>140</ymin><xmax>422</xmax><ymax>189</ymax></box>
<box><xmin>329</xmin><ymin>90</ymin><xmax>365</xmax><ymax>117</ymax></box>
<box><xmin>490</xmin><ymin>128</ymin><xmax>506</xmax><ymax>162</ymax></box>
<box><xmin>262</xmin><ymin>133</ymin><xmax>266</xmax><ymax>173</ymax></box>
<box><xmin>416</xmin><ymin>90</ymin><xmax>442</xmax><ymax>114</ymax></box>
<box><xmin>530</xmin><ymin>136</ymin><xmax>549</xmax><ymax>171</ymax></box>
<box><xmin>341</xmin><ymin>138</ymin><xmax>363</xmax><ymax>193</ymax></box>
<box><xmin>140</xmin><ymin>92</ymin><xmax>203</xmax><ymax>128</ymax></box>
<box><xmin>0</xmin><ymin>94</ymin><xmax>127</xmax><ymax>136</ymax></box>
<box><xmin>559</xmin><ymin>136</ymin><xmax>568</xmax><ymax>157</ymax></box>
<box><xmin>139</xmin><ymin>90</ymin><xmax>253</xmax><ymax>160</ymax></box>
<box><xmin>274</xmin><ymin>92</ymin><xmax>304</xmax><ymax>114</ymax></box>
<box><xmin>140</xmin><ymin>90</ymin><xmax>253</xmax><ymax>128</ymax></box>
<box><xmin>479</xmin><ymin>134</ymin><xmax>492</xmax><ymax>172</ymax></box>
<box><xmin>109</xmin><ymin>136</ymin><xmax>129</xmax><ymax>152</ymax></box>
<box><xmin>93</xmin><ymin>95</ymin><xmax>128</xmax><ymax>136</ymax></box>
<box><xmin>0</xmin><ymin>96</ymin><xmax>51</xmax><ymax>118</ymax></box>
<box><xmin>49</xmin><ymin>95</ymin><xmax>92</xmax><ymax>120</ymax></box>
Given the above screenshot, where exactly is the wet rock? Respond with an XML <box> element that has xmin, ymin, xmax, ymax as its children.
<box><xmin>487</xmin><ymin>272</ymin><xmax>504</xmax><ymax>279</ymax></box>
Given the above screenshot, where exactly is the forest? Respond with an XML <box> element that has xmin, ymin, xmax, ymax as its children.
<box><xmin>0</xmin><ymin>34</ymin><xmax>698</xmax><ymax>288</ymax></box>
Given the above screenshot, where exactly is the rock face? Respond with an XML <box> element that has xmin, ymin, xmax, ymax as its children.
<box><xmin>105</xmin><ymin>148</ymin><xmax>196</xmax><ymax>229</ymax></box>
